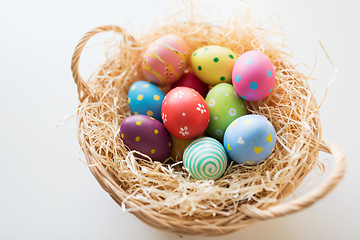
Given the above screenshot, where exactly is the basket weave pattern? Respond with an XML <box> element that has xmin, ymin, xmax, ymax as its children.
<box><xmin>71</xmin><ymin>25</ymin><xmax>346</xmax><ymax>236</ymax></box>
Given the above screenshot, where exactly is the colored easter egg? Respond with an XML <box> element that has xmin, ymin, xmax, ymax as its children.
<box><xmin>191</xmin><ymin>45</ymin><xmax>238</xmax><ymax>85</ymax></box>
<box><xmin>161</xmin><ymin>87</ymin><xmax>209</xmax><ymax>140</ymax></box>
<box><xmin>128</xmin><ymin>81</ymin><xmax>165</xmax><ymax>121</ymax></box>
<box><xmin>170</xmin><ymin>135</ymin><xmax>192</xmax><ymax>161</ymax></box>
<box><xmin>171</xmin><ymin>72</ymin><xmax>209</xmax><ymax>98</ymax></box>
<box><xmin>232</xmin><ymin>50</ymin><xmax>275</xmax><ymax>101</ymax></box>
<box><xmin>205</xmin><ymin>83</ymin><xmax>247</xmax><ymax>142</ymax></box>
<box><xmin>142</xmin><ymin>34</ymin><xmax>189</xmax><ymax>85</ymax></box>
<box><xmin>120</xmin><ymin>115</ymin><xmax>171</xmax><ymax>162</ymax></box>
<box><xmin>183</xmin><ymin>137</ymin><xmax>228</xmax><ymax>180</ymax></box>
<box><xmin>223</xmin><ymin>115</ymin><xmax>276</xmax><ymax>165</ymax></box>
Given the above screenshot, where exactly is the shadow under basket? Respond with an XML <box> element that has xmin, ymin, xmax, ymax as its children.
<box><xmin>71</xmin><ymin>24</ymin><xmax>346</xmax><ymax>236</ymax></box>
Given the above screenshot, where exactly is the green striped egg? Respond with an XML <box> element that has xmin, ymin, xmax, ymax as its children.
<box><xmin>183</xmin><ymin>137</ymin><xmax>228</xmax><ymax>180</ymax></box>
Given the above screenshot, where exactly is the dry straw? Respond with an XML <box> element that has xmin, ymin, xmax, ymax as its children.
<box><xmin>71</xmin><ymin>5</ymin><xmax>346</xmax><ymax>236</ymax></box>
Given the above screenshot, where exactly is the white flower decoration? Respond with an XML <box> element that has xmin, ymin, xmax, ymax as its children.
<box><xmin>196</xmin><ymin>103</ymin><xmax>206</xmax><ymax>114</ymax></box>
<box><xmin>174</xmin><ymin>90</ymin><xmax>185</xmax><ymax>98</ymax></box>
<box><xmin>229</xmin><ymin>108</ymin><xmax>237</xmax><ymax>116</ymax></box>
<box><xmin>162</xmin><ymin>113</ymin><xmax>168</xmax><ymax>123</ymax></box>
<box><xmin>215</xmin><ymin>129</ymin><xmax>223</xmax><ymax>136</ymax></box>
<box><xmin>208</xmin><ymin>99</ymin><xmax>216</xmax><ymax>107</ymax></box>
<box><xmin>179</xmin><ymin>126</ymin><xmax>190</xmax><ymax>136</ymax></box>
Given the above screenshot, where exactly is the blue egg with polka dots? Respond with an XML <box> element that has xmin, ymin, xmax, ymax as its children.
<box><xmin>223</xmin><ymin>115</ymin><xmax>276</xmax><ymax>165</ymax></box>
<box><xmin>128</xmin><ymin>81</ymin><xmax>165</xmax><ymax>121</ymax></box>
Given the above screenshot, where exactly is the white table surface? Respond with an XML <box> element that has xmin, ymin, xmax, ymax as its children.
<box><xmin>1</xmin><ymin>0</ymin><xmax>359</xmax><ymax>239</ymax></box>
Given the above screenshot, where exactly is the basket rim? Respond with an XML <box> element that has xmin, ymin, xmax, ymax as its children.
<box><xmin>71</xmin><ymin>24</ymin><xmax>346</xmax><ymax>236</ymax></box>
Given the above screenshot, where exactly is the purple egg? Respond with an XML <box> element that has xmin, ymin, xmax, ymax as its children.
<box><xmin>120</xmin><ymin>115</ymin><xmax>172</xmax><ymax>162</ymax></box>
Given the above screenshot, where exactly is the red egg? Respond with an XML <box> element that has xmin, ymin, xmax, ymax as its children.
<box><xmin>161</xmin><ymin>87</ymin><xmax>209</xmax><ymax>140</ymax></box>
<box><xmin>171</xmin><ymin>72</ymin><xmax>209</xmax><ymax>98</ymax></box>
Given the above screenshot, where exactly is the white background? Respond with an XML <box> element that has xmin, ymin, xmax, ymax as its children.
<box><xmin>0</xmin><ymin>0</ymin><xmax>359</xmax><ymax>239</ymax></box>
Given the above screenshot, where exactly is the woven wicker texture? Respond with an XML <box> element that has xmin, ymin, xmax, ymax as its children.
<box><xmin>71</xmin><ymin>24</ymin><xmax>346</xmax><ymax>236</ymax></box>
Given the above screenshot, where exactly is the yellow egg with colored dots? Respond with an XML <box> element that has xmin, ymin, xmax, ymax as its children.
<box><xmin>191</xmin><ymin>45</ymin><xmax>238</xmax><ymax>85</ymax></box>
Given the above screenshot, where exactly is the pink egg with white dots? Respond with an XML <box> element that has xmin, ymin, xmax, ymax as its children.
<box><xmin>232</xmin><ymin>50</ymin><xmax>275</xmax><ymax>101</ymax></box>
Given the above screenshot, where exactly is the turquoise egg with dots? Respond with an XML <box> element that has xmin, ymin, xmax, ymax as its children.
<box><xmin>183</xmin><ymin>137</ymin><xmax>228</xmax><ymax>180</ymax></box>
<box><xmin>128</xmin><ymin>81</ymin><xmax>165</xmax><ymax>121</ymax></box>
<box><xmin>223</xmin><ymin>115</ymin><xmax>276</xmax><ymax>165</ymax></box>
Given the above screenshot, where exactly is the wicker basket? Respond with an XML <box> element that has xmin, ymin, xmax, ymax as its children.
<box><xmin>71</xmin><ymin>24</ymin><xmax>346</xmax><ymax>236</ymax></box>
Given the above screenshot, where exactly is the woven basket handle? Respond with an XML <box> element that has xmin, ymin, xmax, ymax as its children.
<box><xmin>71</xmin><ymin>25</ymin><xmax>135</xmax><ymax>101</ymax></box>
<box><xmin>240</xmin><ymin>141</ymin><xmax>346</xmax><ymax>220</ymax></box>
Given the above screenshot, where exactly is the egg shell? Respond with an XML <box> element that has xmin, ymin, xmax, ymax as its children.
<box><xmin>120</xmin><ymin>115</ymin><xmax>172</xmax><ymax>162</ymax></box>
<box><xmin>183</xmin><ymin>137</ymin><xmax>228</xmax><ymax>180</ymax></box>
<box><xmin>170</xmin><ymin>135</ymin><xmax>193</xmax><ymax>161</ymax></box>
<box><xmin>191</xmin><ymin>45</ymin><xmax>238</xmax><ymax>85</ymax></box>
<box><xmin>128</xmin><ymin>81</ymin><xmax>165</xmax><ymax>121</ymax></box>
<box><xmin>223</xmin><ymin>115</ymin><xmax>276</xmax><ymax>165</ymax></box>
<box><xmin>161</xmin><ymin>87</ymin><xmax>209</xmax><ymax>140</ymax></box>
<box><xmin>171</xmin><ymin>72</ymin><xmax>209</xmax><ymax>98</ymax></box>
<box><xmin>232</xmin><ymin>50</ymin><xmax>275</xmax><ymax>101</ymax></box>
<box><xmin>142</xmin><ymin>34</ymin><xmax>189</xmax><ymax>85</ymax></box>
<box><xmin>205</xmin><ymin>83</ymin><xmax>247</xmax><ymax>142</ymax></box>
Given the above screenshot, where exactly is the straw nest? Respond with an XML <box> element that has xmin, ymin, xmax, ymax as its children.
<box><xmin>71</xmin><ymin>7</ymin><xmax>346</xmax><ymax>236</ymax></box>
